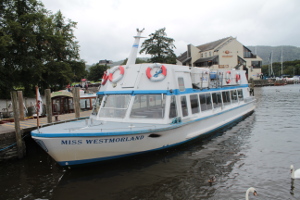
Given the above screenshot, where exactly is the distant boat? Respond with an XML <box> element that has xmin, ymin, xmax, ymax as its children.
<box><xmin>31</xmin><ymin>29</ymin><xmax>256</xmax><ymax>167</ymax></box>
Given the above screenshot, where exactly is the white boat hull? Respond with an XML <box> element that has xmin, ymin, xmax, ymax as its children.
<box><xmin>32</xmin><ymin>100</ymin><xmax>255</xmax><ymax>166</ymax></box>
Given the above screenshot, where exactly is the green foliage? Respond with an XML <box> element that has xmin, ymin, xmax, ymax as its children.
<box><xmin>0</xmin><ymin>0</ymin><xmax>86</xmax><ymax>98</ymax></box>
<box><xmin>139</xmin><ymin>27</ymin><xmax>176</xmax><ymax>64</ymax></box>
<box><xmin>87</xmin><ymin>64</ymin><xmax>109</xmax><ymax>82</ymax></box>
<box><xmin>261</xmin><ymin>60</ymin><xmax>300</xmax><ymax>77</ymax></box>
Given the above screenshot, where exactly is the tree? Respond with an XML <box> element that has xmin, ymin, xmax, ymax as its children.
<box><xmin>87</xmin><ymin>64</ymin><xmax>109</xmax><ymax>82</ymax></box>
<box><xmin>139</xmin><ymin>27</ymin><xmax>176</xmax><ymax>64</ymax></box>
<box><xmin>0</xmin><ymin>0</ymin><xmax>85</xmax><ymax>98</ymax></box>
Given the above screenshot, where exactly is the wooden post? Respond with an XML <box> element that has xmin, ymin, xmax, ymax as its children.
<box><xmin>35</xmin><ymin>86</ymin><xmax>40</xmax><ymax>128</ymax></box>
<box><xmin>17</xmin><ymin>91</ymin><xmax>25</xmax><ymax>121</ymax></box>
<box><xmin>73</xmin><ymin>87</ymin><xmax>80</xmax><ymax>118</ymax></box>
<box><xmin>11</xmin><ymin>91</ymin><xmax>24</xmax><ymax>158</ymax></box>
<box><xmin>45</xmin><ymin>89</ymin><xmax>52</xmax><ymax>123</ymax></box>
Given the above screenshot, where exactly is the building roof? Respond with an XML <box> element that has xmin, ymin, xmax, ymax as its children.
<box><xmin>177</xmin><ymin>37</ymin><xmax>234</xmax><ymax>62</ymax></box>
<box><xmin>194</xmin><ymin>55</ymin><xmax>218</xmax><ymax>64</ymax></box>
<box><xmin>181</xmin><ymin>57</ymin><xmax>192</xmax><ymax>64</ymax></box>
<box><xmin>196</xmin><ymin>37</ymin><xmax>233</xmax><ymax>52</ymax></box>
<box><xmin>177</xmin><ymin>51</ymin><xmax>188</xmax><ymax>63</ymax></box>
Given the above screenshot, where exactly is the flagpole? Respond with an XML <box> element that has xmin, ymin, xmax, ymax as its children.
<box><xmin>35</xmin><ymin>86</ymin><xmax>40</xmax><ymax>130</ymax></box>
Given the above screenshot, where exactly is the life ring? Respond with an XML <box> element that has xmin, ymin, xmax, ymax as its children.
<box><xmin>109</xmin><ymin>65</ymin><xmax>124</xmax><ymax>83</ymax></box>
<box><xmin>146</xmin><ymin>63</ymin><xmax>167</xmax><ymax>82</ymax></box>
<box><xmin>101</xmin><ymin>70</ymin><xmax>109</xmax><ymax>85</ymax></box>
<box><xmin>225</xmin><ymin>71</ymin><xmax>231</xmax><ymax>84</ymax></box>
<box><xmin>236</xmin><ymin>73</ymin><xmax>241</xmax><ymax>83</ymax></box>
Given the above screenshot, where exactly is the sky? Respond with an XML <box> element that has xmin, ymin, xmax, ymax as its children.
<box><xmin>41</xmin><ymin>0</ymin><xmax>300</xmax><ymax>65</ymax></box>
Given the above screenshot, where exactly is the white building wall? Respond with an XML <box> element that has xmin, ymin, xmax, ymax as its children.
<box><xmin>218</xmin><ymin>39</ymin><xmax>243</xmax><ymax>69</ymax></box>
<box><xmin>190</xmin><ymin>44</ymin><xmax>200</xmax><ymax>66</ymax></box>
<box><xmin>177</xmin><ymin>37</ymin><xmax>262</xmax><ymax>80</ymax></box>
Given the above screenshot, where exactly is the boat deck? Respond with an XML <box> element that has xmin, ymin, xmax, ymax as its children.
<box><xmin>31</xmin><ymin>118</ymin><xmax>172</xmax><ymax>137</ymax></box>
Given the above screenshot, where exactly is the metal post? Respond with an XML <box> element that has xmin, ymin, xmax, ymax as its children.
<box><xmin>11</xmin><ymin>91</ymin><xmax>24</xmax><ymax>158</ymax></box>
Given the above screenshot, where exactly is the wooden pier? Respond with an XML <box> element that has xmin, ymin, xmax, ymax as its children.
<box><xmin>0</xmin><ymin>110</ymin><xmax>92</xmax><ymax>138</ymax></box>
<box><xmin>0</xmin><ymin>110</ymin><xmax>92</xmax><ymax>160</ymax></box>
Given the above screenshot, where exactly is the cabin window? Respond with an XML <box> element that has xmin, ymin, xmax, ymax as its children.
<box><xmin>212</xmin><ymin>92</ymin><xmax>222</xmax><ymax>108</ymax></box>
<box><xmin>231</xmin><ymin>90</ymin><xmax>238</xmax><ymax>103</ymax></box>
<box><xmin>130</xmin><ymin>94</ymin><xmax>165</xmax><ymax>119</ymax></box>
<box><xmin>169</xmin><ymin>95</ymin><xmax>178</xmax><ymax>118</ymax></box>
<box><xmin>92</xmin><ymin>95</ymin><xmax>103</xmax><ymax>115</ymax></box>
<box><xmin>180</xmin><ymin>96</ymin><xmax>188</xmax><ymax>117</ymax></box>
<box><xmin>222</xmin><ymin>91</ymin><xmax>231</xmax><ymax>106</ymax></box>
<box><xmin>178</xmin><ymin>77</ymin><xmax>185</xmax><ymax>91</ymax></box>
<box><xmin>237</xmin><ymin>89</ymin><xmax>243</xmax><ymax>101</ymax></box>
<box><xmin>199</xmin><ymin>93</ymin><xmax>212</xmax><ymax>111</ymax></box>
<box><xmin>190</xmin><ymin>94</ymin><xmax>200</xmax><ymax>114</ymax></box>
<box><xmin>99</xmin><ymin>94</ymin><xmax>131</xmax><ymax>118</ymax></box>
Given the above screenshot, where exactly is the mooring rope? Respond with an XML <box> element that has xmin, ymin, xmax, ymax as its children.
<box><xmin>0</xmin><ymin>134</ymin><xmax>29</xmax><ymax>152</ymax></box>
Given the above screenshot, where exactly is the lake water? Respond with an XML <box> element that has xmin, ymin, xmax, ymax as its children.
<box><xmin>1</xmin><ymin>84</ymin><xmax>300</xmax><ymax>200</ymax></box>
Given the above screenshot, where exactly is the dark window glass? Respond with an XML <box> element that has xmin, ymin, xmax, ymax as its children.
<box><xmin>190</xmin><ymin>94</ymin><xmax>200</xmax><ymax>114</ymax></box>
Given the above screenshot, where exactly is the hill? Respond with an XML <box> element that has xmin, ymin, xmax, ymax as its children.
<box><xmin>247</xmin><ymin>45</ymin><xmax>300</xmax><ymax>65</ymax></box>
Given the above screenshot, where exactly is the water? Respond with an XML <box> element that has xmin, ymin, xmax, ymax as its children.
<box><xmin>1</xmin><ymin>84</ymin><xmax>300</xmax><ymax>200</ymax></box>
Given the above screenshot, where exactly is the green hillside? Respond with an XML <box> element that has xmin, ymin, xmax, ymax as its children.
<box><xmin>247</xmin><ymin>45</ymin><xmax>300</xmax><ymax>65</ymax></box>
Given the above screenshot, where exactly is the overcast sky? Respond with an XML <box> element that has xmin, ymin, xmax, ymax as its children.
<box><xmin>41</xmin><ymin>0</ymin><xmax>300</xmax><ymax>65</ymax></box>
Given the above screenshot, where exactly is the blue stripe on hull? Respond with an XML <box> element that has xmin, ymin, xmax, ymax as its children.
<box><xmin>58</xmin><ymin>110</ymin><xmax>254</xmax><ymax>167</ymax></box>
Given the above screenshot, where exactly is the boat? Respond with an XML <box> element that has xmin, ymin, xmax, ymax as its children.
<box><xmin>51</xmin><ymin>90</ymin><xmax>96</xmax><ymax>115</ymax></box>
<box><xmin>31</xmin><ymin>29</ymin><xmax>256</xmax><ymax>167</ymax></box>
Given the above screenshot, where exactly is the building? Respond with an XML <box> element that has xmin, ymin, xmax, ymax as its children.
<box><xmin>177</xmin><ymin>36</ymin><xmax>262</xmax><ymax>80</ymax></box>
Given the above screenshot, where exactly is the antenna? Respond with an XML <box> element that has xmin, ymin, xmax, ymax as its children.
<box><xmin>126</xmin><ymin>28</ymin><xmax>146</xmax><ymax>65</ymax></box>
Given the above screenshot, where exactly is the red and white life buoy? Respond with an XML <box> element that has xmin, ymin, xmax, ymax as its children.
<box><xmin>101</xmin><ymin>70</ymin><xmax>109</xmax><ymax>85</ymax></box>
<box><xmin>236</xmin><ymin>73</ymin><xmax>241</xmax><ymax>84</ymax></box>
<box><xmin>146</xmin><ymin>63</ymin><xmax>167</xmax><ymax>82</ymax></box>
<box><xmin>109</xmin><ymin>65</ymin><xmax>124</xmax><ymax>83</ymax></box>
<box><xmin>225</xmin><ymin>71</ymin><xmax>231</xmax><ymax>84</ymax></box>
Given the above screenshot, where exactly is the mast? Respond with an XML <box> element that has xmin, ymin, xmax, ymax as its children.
<box><xmin>281</xmin><ymin>48</ymin><xmax>283</xmax><ymax>76</ymax></box>
<box><xmin>268</xmin><ymin>51</ymin><xmax>274</xmax><ymax>77</ymax></box>
<box><xmin>126</xmin><ymin>28</ymin><xmax>145</xmax><ymax>65</ymax></box>
<box><xmin>268</xmin><ymin>52</ymin><xmax>272</xmax><ymax>77</ymax></box>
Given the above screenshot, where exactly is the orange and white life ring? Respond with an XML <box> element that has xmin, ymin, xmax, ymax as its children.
<box><xmin>101</xmin><ymin>70</ymin><xmax>109</xmax><ymax>85</ymax></box>
<box><xmin>109</xmin><ymin>65</ymin><xmax>124</xmax><ymax>83</ymax></box>
<box><xmin>225</xmin><ymin>71</ymin><xmax>231</xmax><ymax>84</ymax></box>
<box><xmin>236</xmin><ymin>73</ymin><xmax>241</xmax><ymax>84</ymax></box>
<box><xmin>146</xmin><ymin>63</ymin><xmax>167</xmax><ymax>82</ymax></box>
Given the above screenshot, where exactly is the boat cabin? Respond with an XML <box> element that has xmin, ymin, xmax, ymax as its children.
<box><xmin>92</xmin><ymin>64</ymin><xmax>250</xmax><ymax>125</ymax></box>
<box><xmin>51</xmin><ymin>90</ymin><xmax>96</xmax><ymax>115</ymax></box>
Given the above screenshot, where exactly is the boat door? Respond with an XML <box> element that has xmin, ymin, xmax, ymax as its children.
<box><xmin>174</xmin><ymin>71</ymin><xmax>191</xmax><ymax>119</ymax></box>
